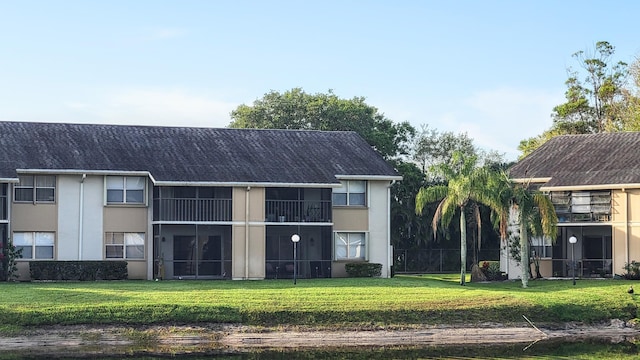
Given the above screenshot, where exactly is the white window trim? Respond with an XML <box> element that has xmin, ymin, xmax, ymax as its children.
<box><xmin>531</xmin><ymin>236</ymin><xmax>553</xmax><ymax>259</ymax></box>
<box><xmin>333</xmin><ymin>180</ymin><xmax>367</xmax><ymax>207</ymax></box>
<box><xmin>104</xmin><ymin>232</ymin><xmax>146</xmax><ymax>260</ymax></box>
<box><xmin>14</xmin><ymin>175</ymin><xmax>56</xmax><ymax>203</ymax></box>
<box><xmin>13</xmin><ymin>231</ymin><xmax>55</xmax><ymax>260</ymax></box>
<box><xmin>104</xmin><ymin>176</ymin><xmax>148</xmax><ymax>206</ymax></box>
<box><xmin>333</xmin><ymin>231</ymin><xmax>368</xmax><ymax>261</ymax></box>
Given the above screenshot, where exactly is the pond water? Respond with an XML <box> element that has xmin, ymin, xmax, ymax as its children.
<box><xmin>2</xmin><ymin>339</ymin><xmax>639</xmax><ymax>360</ymax></box>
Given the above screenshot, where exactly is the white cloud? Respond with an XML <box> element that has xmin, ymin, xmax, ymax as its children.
<box><xmin>100</xmin><ymin>88</ymin><xmax>236</xmax><ymax>128</ymax></box>
<box><xmin>438</xmin><ymin>87</ymin><xmax>564</xmax><ymax>161</ymax></box>
<box><xmin>148</xmin><ymin>27</ymin><xmax>187</xmax><ymax>40</ymax></box>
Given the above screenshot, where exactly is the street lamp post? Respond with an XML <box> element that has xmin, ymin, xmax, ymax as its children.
<box><xmin>291</xmin><ymin>234</ymin><xmax>300</xmax><ymax>285</ymax></box>
<box><xmin>569</xmin><ymin>235</ymin><xmax>578</xmax><ymax>285</ymax></box>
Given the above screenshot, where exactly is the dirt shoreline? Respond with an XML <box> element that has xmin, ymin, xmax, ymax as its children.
<box><xmin>2</xmin><ymin>320</ymin><xmax>639</xmax><ymax>356</ymax></box>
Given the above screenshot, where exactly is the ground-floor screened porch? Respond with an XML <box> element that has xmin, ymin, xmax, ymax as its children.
<box><xmin>532</xmin><ymin>225</ymin><xmax>613</xmax><ymax>279</ymax></box>
<box><xmin>503</xmin><ymin>225</ymin><xmax>613</xmax><ymax>280</ymax></box>
<box><xmin>265</xmin><ymin>225</ymin><xmax>332</xmax><ymax>279</ymax></box>
<box><xmin>0</xmin><ymin>223</ymin><xmax>7</xmax><ymax>280</ymax></box>
<box><xmin>153</xmin><ymin>224</ymin><xmax>233</xmax><ymax>280</ymax></box>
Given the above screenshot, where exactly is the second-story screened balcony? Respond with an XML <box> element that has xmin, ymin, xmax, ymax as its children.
<box><xmin>153</xmin><ymin>186</ymin><xmax>232</xmax><ymax>222</ymax></box>
<box><xmin>265</xmin><ymin>187</ymin><xmax>332</xmax><ymax>223</ymax></box>
<box><xmin>550</xmin><ymin>191</ymin><xmax>612</xmax><ymax>223</ymax></box>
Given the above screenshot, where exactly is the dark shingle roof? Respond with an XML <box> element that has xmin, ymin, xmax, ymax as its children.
<box><xmin>509</xmin><ymin>132</ymin><xmax>640</xmax><ymax>188</ymax></box>
<box><xmin>0</xmin><ymin>121</ymin><xmax>400</xmax><ymax>184</ymax></box>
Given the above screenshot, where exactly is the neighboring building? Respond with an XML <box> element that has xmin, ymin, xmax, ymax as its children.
<box><xmin>0</xmin><ymin>121</ymin><xmax>401</xmax><ymax>281</ymax></box>
<box><xmin>503</xmin><ymin>132</ymin><xmax>640</xmax><ymax>279</ymax></box>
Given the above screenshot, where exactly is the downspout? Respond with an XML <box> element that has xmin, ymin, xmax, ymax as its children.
<box><xmin>624</xmin><ymin>188</ymin><xmax>629</xmax><ymax>266</ymax></box>
<box><xmin>245</xmin><ymin>186</ymin><xmax>251</xmax><ymax>280</ymax></box>
<box><xmin>78</xmin><ymin>174</ymin><xmax>86</xmax><ymax>260</ymax></box>
<box><xmin>387</xmin><ymin>180</ymin><xmax>396</xmax><ymax>277</ymax></box>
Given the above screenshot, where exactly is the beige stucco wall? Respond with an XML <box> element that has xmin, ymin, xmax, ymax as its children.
<box><xmin>233</xmin><ymin>187</ymin><xmax>265</xmax><ymax>222</ymax></box>
<box><xmin>103</xmin><ymin>206</ymin><xmax>150</xmax><ymax>280</ymax></box>
<box><xmin>332</xmin><ymin>207</ymin><xmax>368</xmax><ymax>278</ymax></box>
<box><xmin>103</xmin><ymin>206</ymin><xmax>148</xmax><ymax>232</ymax></box>
<box><xmin>231</xmin><ymin>186</ymin><xmax>266</xmax><ymax>279</ymax></box>
<box><xmin>11</xmin><ymin>203</ymin><xmax>57</xmax><ymax>231</ymax></box>
<box><xmin>127</xmin><ymin>261</ymin><xmax>147</xmax><ymax>279</ymax></box>
<box><xmin>534</xmin><ymin>259</ymin><xmax>553</xmax><ymax>278</ymax></box>
<box><xmin>333</xmin><ymin>208</ymin><xmax>368</xmax><ymax>231</ymax></box>
<box><xmin>12</xmin><ymin>202</ymin><xmax>57</xmax><ymax>280</ymax></box>
<box><xmin>611</xmin><ymin>189</ymin><xmax>640</xmax><ymax>275</ymax></box>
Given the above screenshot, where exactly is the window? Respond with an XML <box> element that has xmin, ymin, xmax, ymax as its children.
<box><xmin>14</xmin><ymin>175</ymin><xmax>56</xmax><ymax>203</ymax></box>
<box><xmin>106</xmin><ymin>176</ymin><xmax>145</xmax><ymax>204</ymax></box>
<box><xmin>0</xmin><ymin>183</ymin><xmax>7</xmax><ymax>220</ymax></box>
<box><xmin>105</xmin><ymin>232</ymin><xmax>145</xmax><ymax>259</ymax></box>
<box><xmin>531</xmin><ymin>236</ymin><xmax>553</xmax><ymax>258</ymax></box>
<box><xmin>13</xmin><ymin>232</ymin><xmax>55</xmax><ymax>259</ymax></box>
<box><xmin>334</xmin><ymin>232</ymin><xmax>366</xmax><ymax>260</ymax></box>
<box><xmin>332</xmin><ymin>181</ymin><xmax>366</xmax><ymax>206</ymax></box>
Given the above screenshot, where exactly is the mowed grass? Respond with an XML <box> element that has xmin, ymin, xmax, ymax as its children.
<box><xmin>0</xmin><ymin>274</ymin><xmax>638</xmax><ymax>328</ymax></box>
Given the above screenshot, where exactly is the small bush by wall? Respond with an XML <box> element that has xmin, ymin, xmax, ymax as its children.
<box><xmin>623</xmin><ymin>261</ymin><xmax>640</xmax><ymax>280</ymax></box>
<box><xmin>30</xmin><ymin>261</ymin><xmax>128</xmax><ymax>281</ymax></box>
<box><xmin>480</xmin><ymin>261</ymin><xmax>505</xmax><ymax>281</ymax></box>
<box><xmin>345</xmin><ymin>262</ymin><xmax>382</xmax><ymax>277</ymax></box>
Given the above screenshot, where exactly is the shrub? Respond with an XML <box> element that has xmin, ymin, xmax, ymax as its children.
<box><xmin>345</xmin><ymin>263</ymin><xmax>382</xmax><ymax>277</ymax></box>
<box><xmin>1</xmin><ymin>238</ymin><xmax>22</xmax><ymax>281</ymax></box>
<box><xmin>480</xmin><ymin>261</ymin><xmax>505</xmax><ymax>281</ymax></box>
<box><xmin>622</xmin><ymin>261</ymin><xmax>640</xmax><ymax>280</ymax></box>
<box><xmin>30</xmin><ymin>261</ymin><xmax>128</xmax><ymax>281</ymax></box>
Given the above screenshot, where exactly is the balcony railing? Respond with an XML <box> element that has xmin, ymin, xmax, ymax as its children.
<box><xmin>265</xmin><ymin>200</ymin><xmax>332</xmax><ymax>223</ymax></box>
<box><xmin>154</xmin><ymin>198</ymin><xmax>232</xmax><ymax>222</ymax></box>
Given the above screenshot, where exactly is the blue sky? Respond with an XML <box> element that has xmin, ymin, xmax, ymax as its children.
<box><xmin>1</xmin><ymin>1</ymin><xmax>638</xmax><ymax>160</ymax></box>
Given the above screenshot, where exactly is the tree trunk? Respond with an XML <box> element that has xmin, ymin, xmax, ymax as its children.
<box><xmin>520</xmin><ymin>222</ymin><xmax>529</xmax><ymax>288</ymax></box>
<box><xmin>460</xmin><ymin>208</ymin><xmax>467</xmax><ymax>286</ymax></box>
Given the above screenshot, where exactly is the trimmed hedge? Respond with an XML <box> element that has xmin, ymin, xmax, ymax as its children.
<box><xmin>30</xmin><ymin>261</ymin><xmax>128</xmax><ymax>281</ymax></box>
<box><xmin>345</xmin><ymin>262</ymin><xmax>382</xmax><ymax>277</ymax></box>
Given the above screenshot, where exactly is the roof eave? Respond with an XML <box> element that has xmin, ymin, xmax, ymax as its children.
<box><xmin>335</xmin><ymin>174</ymin><xmax>403</xmax><ymax>181</ymax></box>
<box><xmin>540</xmin><ymin>183</ymin><xmax>640</xmax><ymax>192</ymax></box>
<box><xmin>153</xmin><ymin>181</ymin><xmax>343</xmax><ymax>188</ymax></box>
<box><xmin>510</xmin><ymin>177</ymin><xmax>552</xmax><ymax>184</ymax></box>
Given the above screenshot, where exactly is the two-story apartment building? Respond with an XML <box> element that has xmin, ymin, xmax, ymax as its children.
<box><xmin>504</xmin><ymin>132</ymin><xmax>640</xmax><ymax>279</ymax></box>
<box><xmin>0</xmin><ymin>121</ymin><xmax>401</xmax><ymax>281</ymax></box>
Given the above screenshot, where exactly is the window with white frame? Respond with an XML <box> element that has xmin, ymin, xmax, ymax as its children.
<box><xmin>13</xmin><ymin>232</ymin><xmax>55</xmax><ymax>259</ymax></box>
<box><xmin>1</xmin><ymin>183</ymin><xmax>7</xmax><ymax>220</ymax></box>
<box><xmin>106</xmin><ymin>176</ymin><xmax>145</xmax><ymax>204</ymax></box>
<box><xmin>531</xmin><ymin>236</ymin><xmax>553</xmax><ymax>258</ymax></box>
<box><xmin>105</xmin><ymin>232</ymin><xmax>145</xmax><ymax>259</ymax></box>
<box><xmin>14</xmin><ymin>175</ymin><xmax>56</xmax><ymax>203</ymax></box>
<box><xmin>332</xmin><ymin>180</ymin><xmax>366</xmax><ymax>206</ymax></box>
<box><xmin>334</xmin><ymin>232</ymin><xmax>366</xmax><ymax>260</ymax></box>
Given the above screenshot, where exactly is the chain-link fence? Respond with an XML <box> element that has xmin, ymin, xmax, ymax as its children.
<box><xmin>393</xmin><ymin>248</ymin><xmax>500</xmax><ymax>274</ymax></box>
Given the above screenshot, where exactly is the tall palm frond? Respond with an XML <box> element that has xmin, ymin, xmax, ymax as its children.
<box><xmin>415</xmin><ymin>151</ymin><xmax>508</xmax><ymax>286</ymax></box>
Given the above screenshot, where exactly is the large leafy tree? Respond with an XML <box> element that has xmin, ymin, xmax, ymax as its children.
<box><xmin>229</xmin><ymin>88</ymin><xmax>415</xmax><ymax>160</ymax></box>
<box><xmin>411</xmin><ymin>125</ymin><xmax>476</xmax><ymax>174</ymax></box>
<box><xmin>518</xmin><ymin>41</ymin><xmax>632</xmax><ymax>158</ymax></box>
<box><xmin>391</xmin><ymin>162</ymin><xmax>433</xmax><ymax>250</ymax></box>
<box><xmin>619</xmin><ymin>56</ymin><xmax>640</xmax><ymax>131</ymax></box>
<box><xmin>415</xmin><ymin>152</ymin><xmax>500</xmax><ymax>285</ymax></box>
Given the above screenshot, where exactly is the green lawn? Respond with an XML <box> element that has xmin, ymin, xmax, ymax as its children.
<box><xmin>0</xmin><ymin>274</ymin><xmax>637</xmax><ymax>328</ymax></box>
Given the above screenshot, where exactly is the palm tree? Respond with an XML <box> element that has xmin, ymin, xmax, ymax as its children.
<box><xmin>415</xmin><ymin>152</ymin><xmax>499</xmax><ymax>286</ymax></box>
<box><xmin>487</xmin><ymin>173</ymin><xmax>558</xmax><ymax>288</ymax></box>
